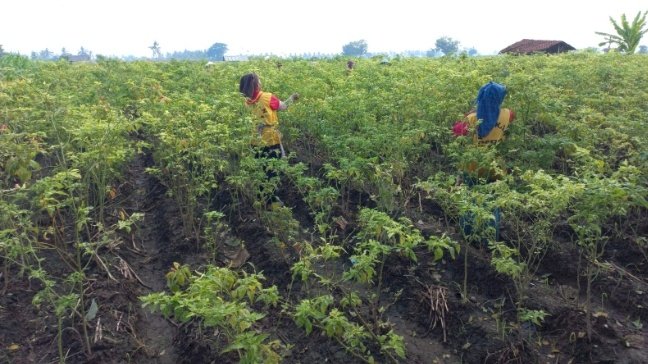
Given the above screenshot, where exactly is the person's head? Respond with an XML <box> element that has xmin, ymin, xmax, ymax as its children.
<box><xmin>475</xmin><ymin>82</ymin><xmax>507</xmax><ymax>137</ymax></box>
<box><xmin>476</xmin><ymin>81</ymin><xmax>507</xmax><ymax>109</ymax></box>
<box><xmin>239</xmin><ymin>73</ymin><xmax>260</xmax><ymax>98</ymax></box>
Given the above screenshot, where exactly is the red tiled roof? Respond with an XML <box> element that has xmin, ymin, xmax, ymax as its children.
<box><xmin>499</xmin><ymin>39</ymin><xmax>575</xmax><ymax>54</ymax></box>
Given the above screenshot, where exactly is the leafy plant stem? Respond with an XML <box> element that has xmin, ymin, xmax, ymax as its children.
<box><xmin>373</xmin><ymin>258</ymin><xmax>386</xmax><ymax>330</ymax></box>
<box><xmin>57</xmin><ymin>315</ymin><xmax>64</xmax><ymax>364</ymax></box>
<box><xmin>462</xmin><ymin>244</ymin><xmax>469</xmax><ymax>304</ymax></box>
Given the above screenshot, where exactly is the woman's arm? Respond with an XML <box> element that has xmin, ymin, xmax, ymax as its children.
<box><xmin>278</xmin><ymin>93</ymin><xmax>299</xmax><ymax>110</ymax></box>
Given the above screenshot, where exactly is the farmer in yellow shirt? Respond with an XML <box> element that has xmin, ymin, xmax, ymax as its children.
<box><xmin>452</xmin><ymin>81</ymin><xmax>515</xmax><ymax>243</ymax></box>
<box><xmin>239</xmin><ymin>73</ymin><xmax>298</xmax><ymax>207</ymax></box>
<box><xmin>452</xmin><ymin>81</ymin><xmax>516</xmax><ymax>184</ymax></box>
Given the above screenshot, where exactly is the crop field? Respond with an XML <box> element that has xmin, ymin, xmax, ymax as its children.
<box><xmin>1</xmin><ymin>53</ymin><xmax>647</xmax><ymax>363</ymax></box>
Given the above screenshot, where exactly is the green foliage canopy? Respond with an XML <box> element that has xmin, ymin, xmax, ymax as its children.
<box><xmin>342</xmin><ymin>40</ymin><xmax>368</xmax><ymax>57</ymax></box>
<box><xmin>596</xmin><ymin>11</ymin><xmax>648</xmax><ymax>53</ymax></box>
<box><xmin>207</xmin><ymin>42</ymin><xmax>228</xmax><ymax>60</ymax></box>
<box><xmin>435</xmin><ymin>36</ymin><xmax>460</xmax><ymax>55</ymax></box>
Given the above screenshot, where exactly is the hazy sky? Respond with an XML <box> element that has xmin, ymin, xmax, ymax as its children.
<box><xmin>2</xmin><ymin>0</ymin><xmax>646</xmax><ymax>57</ymax></box>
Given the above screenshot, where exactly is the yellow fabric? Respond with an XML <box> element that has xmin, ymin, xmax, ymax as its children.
<box><xmin>466</xmin><ymin>108</ymin><xmax>513</xmax><ymax>143</ymax></box>
<box><xmin>461</xmin><ymin>108</ymin><xmax>513</xmax><ymax>182</ymax></box>
<box><xmin>247</xmin><ymin>91</ymin><xmax>281</xmax><ymax>146</ymax></box>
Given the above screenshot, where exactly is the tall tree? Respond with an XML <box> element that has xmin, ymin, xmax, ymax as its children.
<box><xmin>435</xmin><ymin>36</ymin><xmax>460</xmax><ymax>56</ymax></box>
<box><xmin>342</xmin><ymin>40</ymin><xmax>368</xmax><ymax>57</ymax></box>
<box><xmin>596</xmin><ymin>11</ymin><xmax>648</xmax><ymax>54</ymax></box>
<box><xmin>207</xmin><ymin>42</ymin><xmax>228</xmax><ymax>61</ymax></box>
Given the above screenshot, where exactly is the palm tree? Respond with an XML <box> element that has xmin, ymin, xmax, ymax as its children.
<box><xmin>595</xmin><ymin>11</ymin><xmax>648</xmax><ymax>54</ymax></box>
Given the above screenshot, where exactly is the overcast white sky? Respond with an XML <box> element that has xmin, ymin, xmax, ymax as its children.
<box><xmin>2</xmin><ymin>0</ymin><xmax>646</xmax><ymax>57</ymax></box>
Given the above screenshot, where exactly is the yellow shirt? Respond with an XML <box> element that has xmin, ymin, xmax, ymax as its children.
<box><xmin>461</xmin><ymin>108</ymin><xmax>515</xmax><ymax>181</ymax></box>
<box><xmin>246</xmin><ymin>91</ymin><xmax>282</xmax><ymax>146</ymax></box>
<box><xmin>465</xmin><ymin>108</ymin><xmax>514</xmax><ymax>143</ymax></box>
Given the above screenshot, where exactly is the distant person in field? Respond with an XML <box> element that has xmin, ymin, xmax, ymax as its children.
<box><xmin>239</xmin><ymin>72</ymin><xmax>299</xmax><ymax>208</ymax></box>
<box><xmin>452</xmin><ymin>81</ymin><xmax>515</xmax><ymax>184</ymax></box>
<box><xmin>345</xmin><ymin>60</ymin><xmax>356</xmax><ymax>76</ymax></box>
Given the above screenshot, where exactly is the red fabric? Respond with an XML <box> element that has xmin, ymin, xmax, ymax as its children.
<box><xmin>245</xmin><ymin>89</ymin><xmax>261</xmax><ymax>105</ymax></box>
<box><xmin>452</xmin><ymin>121</ymin><xmax>469</xmax><ymax>136</ymax></box>
<box><xmin>269</xmin><ymin>95</ymin><xmax>281</xmax><ymax>110</ymax></box>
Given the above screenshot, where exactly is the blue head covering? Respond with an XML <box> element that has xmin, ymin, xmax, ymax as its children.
<box><xmin>475</xmin><ymin>82</ymin><xmax>507</xmax><ymax>138</ymax></box>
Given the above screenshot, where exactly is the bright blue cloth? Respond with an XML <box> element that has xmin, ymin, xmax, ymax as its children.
<box><xmin>476</xmin><ymin>82</ymin><xmax>507</xmax><ymax>138</ymax></box>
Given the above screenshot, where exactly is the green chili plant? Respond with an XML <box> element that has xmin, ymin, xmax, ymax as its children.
<box><xmin>259</xmin><ymin>211</ymin><xmax>300</xmax><ymax>262</ymax></box>
<box><xmin>293</xmin><ymin>294</ymin><xmax>405</xmax><ymax>363</ymax></box>
<box><xmin>283</xmin><ymin>162</ymin><xmax>340</xmax><ymax>238</ymax></box>
<box><xmin>492</xmin><ymin>170</ymin><xmax>581</xmax><ymax>325</ymax></box>
<box><xmin>607</xmin><ymin>162</ymin><xmax>648</xmax><ymax>261</ymax></box>
<box><xmin>324</xmin><ymin>156</ymin><xmax>376</xmax><ymax>212</ymax></box>
<box><xmin>31</xmin><ymin>169</ymin><xmax>83</xmax><ymax>256</ymax></box>
<box><xmin>447</xmin><ymin>140</ymin><xmax>506</xmax><ymax>247</ymax></box>
<box><xmin>569</xmin><ymin>172</ymin><xmax>646</xmax><ymax>341</ymax></box>
<box><xmin>66</xmin><ymin>105</ymin><xmax>133</xmax><ymax>223</ymax></box>
<box><xmin>202</xmin><ymin>210</ymin><xmax>227</xmax><ymax>264</ymax></box>
<box><xmin>367</xmin><ymin>160</ymin><xmax>405</xmax><ymax>214</ymax></box>
<box><xmin>30</xmin><ymin>267</ymin><xmax>96</xmax><ymax>361</ymax></box>
<box><xmin>0</xmin><ymin>131</ymin><xmax>43</xmax><ymax>187</ymax></box>
<box><xmin>345</xmin><ymin>208</ymin><xmax>459</xmax><ymax>328</ymax></box>
<box><xmin>151</xmin><ymin>98</ymin><xmax>232</xmax><ymax>243</ymax></box>
<box><xmin>417</xmin><ymin>175</ymin><xmax>496</xmax><ymax>302</ymax></box>
<box><xmin>223</xmin><ymin>152</ymin><xmax>270</xmax><ymax>211</ymax></box>
<box><xmin>0</xmin><ymin>192</ymin><xmax>40</xmax><ymax>291</ymax></box>
<box><xmin>31</xmin><ymin>168</ymin><xmax>114</xmax><ymax>357</ymax></box>
<box><xmin>290</xmin><ymin>208</ymin><xmax>457</xmax><ymax>362</ymax></box>
<box><xmin>141</xmin><ymin>265</ymin><xmax>283</xmax><ymax>363</ymax></box>
<box><xmin>289</xmin><ymin>241</ymin><xmax>343</xmax><ymax>296</ymax></box>
<box><xmin>414</xmin><ymin>172</ymin><xmax>460</xmax><ymax>230</ymax></box>
<box><xmin>456</xmin><ymin>186</ymin><xmax>500</xmax><ymax>302</ymax></box>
